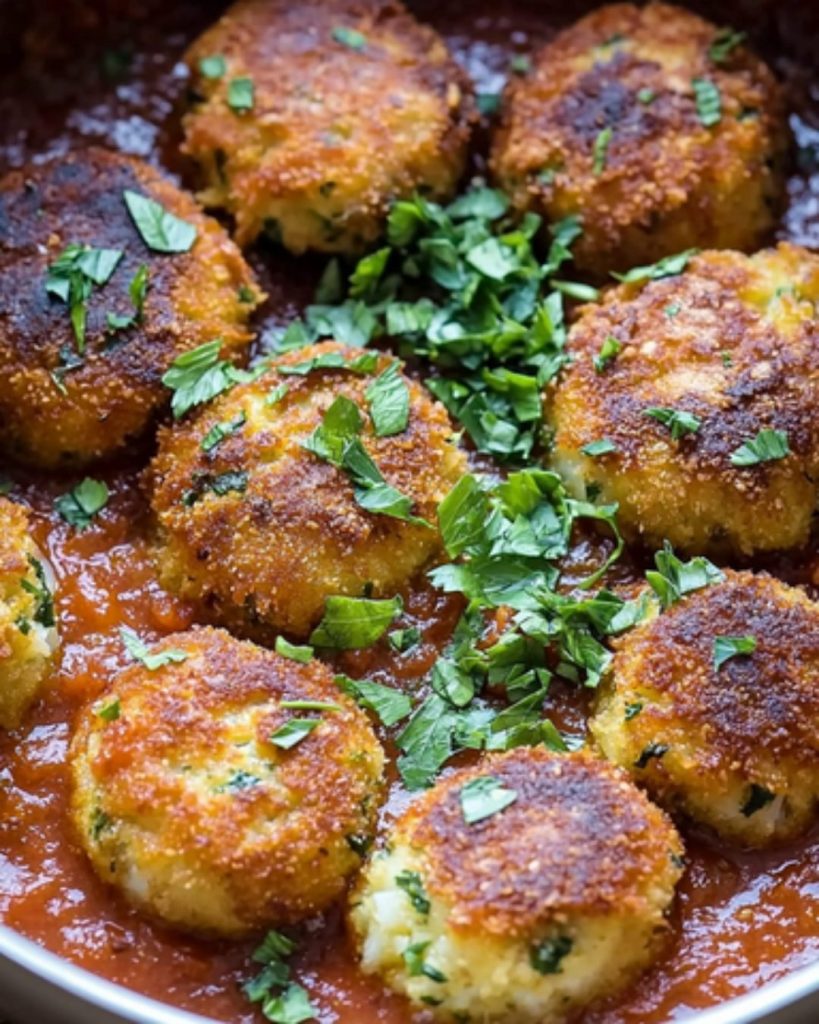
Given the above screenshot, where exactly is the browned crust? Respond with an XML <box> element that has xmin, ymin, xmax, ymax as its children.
<box><xmin>399</xmin><ymin>747</ymin><xmax>683</xmax><ymax>938</ymax></box>
<box><xmin>70</xmin><ymin>626</ymin><xmax>384</xmax><ymax>928</ymax></box>
<box><xmin>148</xmin><ymin>342</ymin><xmax>466</xmax><ymax>637</ymax></box>
<box><xmin>491</xmin><ymin>2</ymin><xmax>788</xmax><ymax>275</ymax></box>
<box><xmin>0</xmin><ymin>498</ymin><xmax>31</xmax><ymax>580</ymax></box>
<box><xmin>0</xmin><ymin>147</ymin><xmax>262</xmax><ymax>468</ymax></box>
<box><xmin>551</xmin><ymin>245</ymin><xmax>819</xmax><ymax>476</ymax></box>
<box><xmin>181</xmin><ymin>0</ymin><xmax>475</xmax><ymax>248</ymax></box>
<box><xmin>610</xmin><ymin>571</ymin><xmax>819</xmax><ymax>775</ymax></box>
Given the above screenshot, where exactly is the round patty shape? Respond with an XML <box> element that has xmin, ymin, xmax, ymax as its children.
<box><xmin>546</xmin><ymin>244</ymin><xmax>819</xmax><ymax>557</ymax></box>
<box><xmin>0</xmin><ymin>498</ymin><xmax>59</xmax><ymax>730</ymax></box>
<box><xmin>349</xmin><ymin>748</ymin><xmax>683</xmax><ymax>1021</ymax></box>
<box><xmin>148</xmin><ymin>342</ymin><xmax>466</xmax><ymax>639</ymax></box>
<box><xmin>0</xmin><ymin>147</ymin><xmax>262</xmax><ymax>468</ymax></box>
<box><xmin>490</xmin><ymin>2</ymin><xmax>788</xmax><ymax>277</ymax></box>
<box><xmin>181</xmin><ymin>0</ymin><xmax>474</xmax><ymax>251</ymax></box>
<box><xmin>70</xmin><ymin>626</ymin><xmax>385</xmax><ymax>937</ymax></box>
<box><xmin>591</xmin><ymin>571</ymin><xmax>819</xmax><ymax>847</ymax></box>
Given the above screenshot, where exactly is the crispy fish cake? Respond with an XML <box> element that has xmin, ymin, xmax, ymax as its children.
<box><xmin>349</xmin><ymin>748</ymin><xmax>683</xmax><ymax>1022</ymax></box>
<box><xmin>70</xmin><ymin>626</ymin><xmax>385</xmax><ymax>937</ymax></box>
<box><xmin>0</xmin><ymin>498</ymin><xmax>59</xmax><ymax>730</ymax></box>
<box><xmin>490</xmin><ymin>2</ymin><xmax>788</xmax><ymax>277</ymax></box>
<box><xmin>181</xmin><ymin>0</ymin><xmax>474</xmax><ymax>251</ymax></box>
<box><xmin>0</xmin><ymin>147</ymin><xmax>262</xmax><ymax>469</ymax></box>
<box><xmin>148</xmin><ymin>343</ymin><xmax>466</xmax><ymax>639</ymax></box>
<box><xmin>546</xmin><ymin>245</ymin><xmax>819</xmax><ymax>557</ymax></box>
<box><xmin>591</xmin><ymin>571</ymin><xmax>819</xmax><ymax>846</ymax></box>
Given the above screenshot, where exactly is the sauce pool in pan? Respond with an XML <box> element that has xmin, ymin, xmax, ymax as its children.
<box><xmin>0</xmin><ymin>1</ymin><xmax>818</xmax><ymax>1022</ymax></box>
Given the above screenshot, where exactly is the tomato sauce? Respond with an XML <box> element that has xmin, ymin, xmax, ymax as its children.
<box><xmin>0</xmin><ymin>1</ymin><xmax>818</xmax><ymax>1021</ymax></box>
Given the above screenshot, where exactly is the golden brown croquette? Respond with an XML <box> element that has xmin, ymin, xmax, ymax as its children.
<box><xmin>181</xmin><ymin>0</ymin><xmax>474</xmax><ymax>251</ymax></box>
<box><xmin>546</xmin><ymin>244</ymin><xmax>819</xmax><ymax>558</ymax></box>
<box><xmin>0</xmin><ymin>147</ymin><xmax>262</xmax><ymax>468</ymax></box>
<box><xmin>148</xmin><ymin>342</ymin><xmax>466</xmax><ymax>639</ymax></box>
<box><xmin>491</xmin><ymin>2</ymin><xmax>788</xmax><ymax>276</ymax></box>
<box><xmin>349</xmin><ymin>747</ymin><xmax>683</xmax><ymax>1020</ymax></box>
<box><xmin>591</xmin><ymin>570</ymin><xmax>819</xmax><ymax>847</ymax></box>
<box><xmin>70</xmin><ymin>626</ymin><xmax>384</xmax><ymax>936</ymax></box>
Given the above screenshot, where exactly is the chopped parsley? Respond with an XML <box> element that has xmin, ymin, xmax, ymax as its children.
<box><xmin>182</xmin><ymin>470</ymin><xmax>249</xmax><ymax>505</ymax></box>
<box><xmin>46</xmin><ymin>243</ymin><xmax>123</xmax><ymax>352</ymax></box>
<box><xmin>509</xmin><ymin>54</ymin><xmax>531</xmax><ymax>75</ymax></box>
<box><xmin>94</xmin><ymin>697</ymin><xmax>121</xmax><ymax>723</ymax></box>
<box><xmin>303</xmin><ymin>396</ymin><xmax>429</xmax><ymax>525</ymax></box>
<box><xmin>106</xmin><ymin>264</ymin><xmax>149</xmax><ymax>333</ymax></box>
<box><xmin>395</xmin><ymin>870</ymin><xmax>430</xmax><ymax>915</ymax></box>
<box><xmin>331</xmin><ymin>25</ymin><xmax>367</xmax><ymax>51</ymax></box>
<box><xmin>643</xmin><ymin>406</ymin><xmax>701</xmax><ymax>440</ymax></box>
<box><xmin>646</xmin><ymin>542</ymin><xmax>723</xmax><ymax>609</ymax></box>
<box><xmin>581</xmin><ymin>438</ymin><xmax>617</xmax><ymax>457</ymax></box>
<box><xmin>730</xmin><ymin>429</ymin><xmax>790</xmax><ymax>467</ymax></box>
<box><xmin>612</xmin><ymin>248</ymin><xmax>698</xmax><ymax>284</ymax></box>
<box><xmin>162</xmin><ymin>340</ymin><xmax>251</xmax><ymax>419</ymax></box>
<box><xmin>21</xmin><ymin>557</ymin><xmax>55</xmax><ymax>628</ymax></box>
<box><xmin>624</xmin><ymin>701</ymin><xmax>643</xmax><ymax>721</ymax></box>
<box><xmin>460</xmin><ymin>775</ymin><xmax>517</xmax><ymax>824</ymax></box>
<box><xmin>692</xmin><ymin>77</ymin><xmax>722</xmax><ymax>127</ymax></box>
<box><xmin>593</xmin><ymin>335</ymin><xmax>621</xmax><ymax>373</ymax></box>
<box><xmin>592</xmin><ymin>126</ymin><xmax>613</xmax><ymax>175</ymax></box>
<box><xmin>55</xmin><ymin>477</ymin><xmax>109</xmax><ymax>529</ymax></box>
<box><xmin>274</xmin><ymin>636</ymin><xmax>314</xmax><ymax>663</ymax></box>
<box><xmin>713</xmin><ymin>634</ymin><xmax>756</xmax><ymax>670</ymax></box>
<box><xmin>709</xmin><ymin>27</ymin><xmax>746</xmax><ymax>64</ymax></box>
<box><xmin>269</xmin><ymin>718</ymin><xmax>321</xmax><ymax>750</ymax></box>
<box><xmin>402</xmin><ymin>942</ymin><xmax>447</xmax><ymax>983</ymax></box>
<box><xmin>199</xmin><ymin>54</ymin><xmax>226</xmax><ymax>79</ymax></box>
<box><xmin>278</xmin><ymin>350</ymin><xmax>377</xmax><ymax>377</ymax></box>
<box><xmin>275</xmin><ymin>188</ymin><xmax>584</xmax><ymax>463</ymax></box>
<box><xmin>201</xmin><ymin>411</ymin><xmax>246</xmax><ymax>452</ymax></box>
<box><xmin>388</xmin><ymin>626</ymin><xmax>421</xmax><ymax>653</ymax></box>
<box><xmin>637</xmin><ymin>87</ymin><xmax>656</xmax><ymax>104</ymax></box>
<box><xmin>309</xmin><ymin>594</ymin><xmax>402</xmax><ymax>649</ymax></box>
<box><xmin>119</xmin><ymin>627</ymin><xmax>188</xmax><ymax>671</ymax></box>
<box><xmin>242</xmin><ymin>930</ymin><xmax>317</xmax><ymax>1024</ymax></box>
<box><xmin>227</xmin><ymin>76</ymin><xmax>254</xmax><ymax>112</ymax></box>
<box><xmin>530</xmin><ymin>935</ymin><xmax>573</xmax><ymax>975</ymax></box>
<box><xmin>123</xmin><ymin>190</ymin><xmax>197</xmax><ymax>253</ymax></box>
<box><xmin>335</xmin><ymin>673</ymin><xmax>411</xmax><ymax>727</ymax></box>
<box><xmin>365</xmin><ymin>361</ymin><xmax>410</xmax><ymax>437</ymax></box>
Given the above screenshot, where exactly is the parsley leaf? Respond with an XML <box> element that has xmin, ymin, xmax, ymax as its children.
<box><xmin>243</xmin><ymin>931</ymin><xmax>317</xmax><ymax>1024</ymax></box>
<box><xmin>274</xmin><ymin>637</ymin><xmax>314</xmax><ymax>663</ymax></box>
<box><xmin>199</xmin><ymin>54</ymin><xmax>226</xmax><ymax>79</ymax></box>
<box><xmin>201</xmin><ymin>411</ymin><xmax>246</xmax><ymax>452</ymax></box>
<box><xmin>278</xmin><ymin>350</ymin><xmax>377</xmax><ymax>377</ymax></box>
<box><xmin>95</xmin><ymin>697</ymin><xmax>121</xmax><ymax>723</ymax></box>
<box><xmin>402</xmin><ymin>942</ymin><xmax>447</xmax><ymax>983</ymax></box>
<box><xmin>123</xmin><ymin>190</ymin><xmax>197</xmax><ymax>253</ymax></box>
<box><xmin>692</xmin><ymin>77</ymin><xmax>722</xmax><ymax>127</ymax></box>
<box><xmin>612</xmin><ymin>248</ymin><xmax>698</xmax><ymax>283</ymax></box>
<box><xmin>119</xmin><ymin>627</ymin><xmax>188</xmax><ymax>670</ymax></box>
<box><xmin>227</xmin><ymin>77</ymin><xmax>255</xmax><ymax>112</ymax></box>
<box><xmin>162</xmin><ymin>340</ymin><xmax>245</xmax><ymax>419</ymax></box>
<box><xmin>645</xmin><ymin>542</ymin><xmax>723</xmax><ymax>609</ymax></box>
<box><xmin>460</xmin><ymin>775</ymin><xmax>517</xmax><ymax>824</ymax></box>
<box><xmin>709</xmin><ymin>27</ymin><xmax>746</xmax><ymax>64</ymax></box>
<box><xmin>331</xmin><ymin>25</ymin><xmax>367</xmax><ymax>50</ymax></box>
<box><xmin>365</xmin><ymin>361</ymin><xmax>410</xmax><ymax>437</ymax></box>
<box><xmin>713</xmin><ymin>634</ymin><xmax>756</xmax><ymax>670</ymax></box>
<box><xmin>395</xmin><ymin>870</ymin><xmax>431</xmax><ymax>915</ymax></box>
<box><xmin>335</xmin><ymin>674</ymin><xmax>412</xmax><ymax>727</ymax></box>
<box><xmin>46</xmin><ymin>244</ymin><xmax>124</xmax><ymax>352</ymax></box>
<box><xmin>581</xmin><ymin>438</ymin><xmax>617</xmax><ymax>457</ymax></box>
<box><xmin>21</xmin><ymin>556</ymin><xmax>55</xmax><ymax>628</ymax></box>
<box><xmin>643</xmin><ymin>406</ymin><xmax>701</xmax><ymax>440</ymax></box>
<box><xmin>309</xmin><ymin>594</ymin><xmax>402</xmax><ymax>649</ymax></box>
<box><xmin>593</xmin><ymin>335</ymin><xmax>621</xmax><ymax>373</ymax></box>
<box><xmin>729</xmin><ymin>429</ymin><xmax>790</xmax><ymax>467</ymax></box>
<box><xmin>530</xmin><ymin>935</ymin><xmax>573</xmax><ymax>975</ymax></box>
<box><xmin>55</xmin><ymin>478</ymin><xmax>109</xmax><ymax>529</ymax></box>
<box><xmin>269</xmin><ymin>718</ymin><xmax>320</xmax><ymax>750</ymax></box>
<box><xmin>592</xmin><ymin>126</ymin><xmax>613</xmax><ymax>174</ymax></box>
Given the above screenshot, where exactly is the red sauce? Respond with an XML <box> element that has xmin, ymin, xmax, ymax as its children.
<box><xmin>0</xmin><ymin>2</ymin><xmax>818</xmax><ymax>1022</ymax></box>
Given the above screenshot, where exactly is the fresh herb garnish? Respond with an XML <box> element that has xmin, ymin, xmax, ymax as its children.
<box><xmin>269</xmin><ymin>718</ymin><xmax>321</xmax><ymax>750</ymax></box>
<box><xmin>335</xmin><ymin>674</ymin><xmax>411</xmax><ymax>727</ymax></box>
<box><xmin>530</xmin><ymin>935</ymin><xmax>573</xmax><ymax>975</ymax></box>
<box><xmin>592</xmin><ymin>126</ymin><xmax>613</xmax><ymax>175</ymax></box>
<box><xmin>624</xmin><ymin>701</ymin><xmax>643</xmax><ymax>720</ymax></box>
<box><xmin>581</xmin><ymin>438</ymin><xmax>618</xmax><ymax>457</ymax></box>
<box><xmin>95</xmin><ymin>697</ymin><xmax>121</xmax><ymax>723</ymax></box>
<box><xmin>402</xmin><ymin>942</ymin><xmax>447</xmax><ymax>983</ymax></box>
<box><xmin>119</xmin><ymin>627</ymin><xmax>188</xmax><ymax>670</ymax></box>
<box><xmin>199</xmin><ymin>54</ymin><xmax>226</xmax><ymax>79</ymax></box>
<box><xmin>242</xmin><ymin>931</ymin><xmax>318</xmax><ymax>1024</ymax></box>
<box><xmin>730</xmin><ymin>429</ymin><xmax>790</xmax><ymax>467</ymax></box>
<box><xmin>227</xmin><ymin>77</ymin><xmax>255</xmax><ymax>112</ymax></box>
<box><xmin>278</xmin><ymin>350</ymin><xmax>377</xmax><ymax>377</ymax></box>
<box><xmin>123</xmin><ymin>190</ymin><xmax>197</xmax><ymax>253</ymax></box>
<box><xmin>21</xmin><ymin>556</ymin><xmax>55</xmax><ymax>628</ymax></box>
<box><xmin>46</xmin><ymin>244</ymin><xmax>123</xmax><ymax>352</ymax></box>
<box><xmin>395</xmin><ymin>870</ymin><xmax>430</xmax><ymax>915</ymax></box>
<box><xmin>388</xmin><ymin>626</ymin><xmax>421</xmax><ymax>653</ymax></box>
<box><xmin>55</xmin><ymin>477</ymin><xmax>109</xmax><ymax>529</ymax></box>
<box><xmin>634</xmin><ymin>742</ymin><xmax>669</xmax><ymax>769</ymax></box>
<box><xmin>303</xmin><ymin>396</ymin><xmax>429</xmax><ymax>525</ymax></box>
<box><xmin>637</xmin><ymin>87</ymin><xmax>656</xmax><ymax>104</ymax></box>
<box><xmin>201</xmin><ymin>411</ymin><xmax>246</xmax><ymax>452</ymax></box>
<box><xmin>692</xmin><ymin>77</ymin><xmax>722</xmax><ymax>127</ymax></box>
<box><xmin>460</xmin><ymin>775</ymin><xmax>517</xmax><ymax>824</ymax></box>
<box><xmin>309</xmin><ymin>594</ymin><xmax>402</xmax><ymax>649</ymax></box>
<box><xmin>646</xmin><ymin>541</ymin><xmax>723</xmax><ymax>609</ymax></box>
<box><xmin>106</xmin><ymin>264</ymin><xmax>150</xmax><ymax>333</ymax></box>
<box><xmin>331</xmin><ymin>26</ymin><xmax>367</xmax><ymax>50</ymax></box>
<box><xmin>593</xmin><ymin>335</ymin><xmax>621</xmax><ymax>373</ymax></box>
<box><xmin>713</xmin><ymin>634</ymin><xmax>756</xmax><ymax>670</ymax></box>
<box><xmin>709</xmin><ymin>27</ymin><xmax>746</xmax><ymax>64</ymax></box>
<box><xmin>612</xmin><ymin>248</ymin><xmax>698</xmax><ymax>284</ymax></box>
<box><xmin>643</xmin><ymin>406</ymin><xmax>701</xmax><ymax>440</ymax></box>
<box><xmin>365</xmin><ymin>361</ymin><xmax>410</xmax><ymax>437</ymax></box>
<box><xmin>274</xmin><ymin>636</ymin><xmax>314</xmax><ymax>663</ymax></box>
<box><xmin>162</xmin><ymin>339</ymin><xmax>250</xmax><ymax>418</ymax></box>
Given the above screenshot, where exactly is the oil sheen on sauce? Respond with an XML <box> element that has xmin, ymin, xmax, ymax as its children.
<box><xmin>0</xmin><ymin>2</ymin><xmax>818</xmax><ymax>1022</ymax></box>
